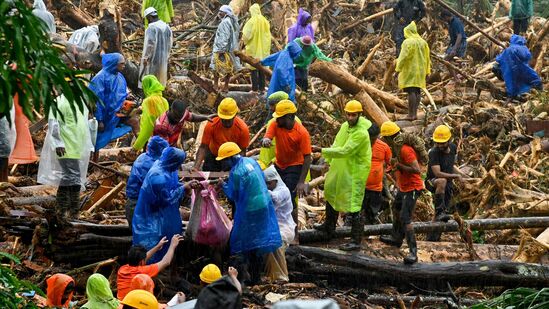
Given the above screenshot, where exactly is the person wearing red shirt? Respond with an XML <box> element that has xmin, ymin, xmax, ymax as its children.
<box><xmin>364</xmin><ymin>123</ymin><xmax>392</xmax><ymax>224</ymax></box>
<box><xmin>153</xmin><ymin>99</ymin><xmax>215</xmax><ymax>147</ymax></box>
<box><xmin>379</xmin><ymin>121</ymin><xmax>423</xmax><ymax>264</ymax></box>
<box><xmin>193</xmin><ymin>98</ymin><xmax>250</xmax><ymax>172</ymax></box>
<box><xmin>262</xmin><ymin>100</ymin><xmax>312</xmax><ymax>235</ymax></box>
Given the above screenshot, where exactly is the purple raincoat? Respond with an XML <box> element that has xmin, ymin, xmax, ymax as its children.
<box><xmin>287</xmin><ymin>8</ymin><xmax>314</xmax><ymax>43</ymax></box>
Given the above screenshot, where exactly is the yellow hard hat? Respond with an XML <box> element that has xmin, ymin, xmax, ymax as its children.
<box><xmin>217</xmin><ymin>98</ymin><xmax>239</xmax><ymax>120</ymax></box>
<box><xmin>344</xmin><ymin>100</ymin><xmax>363</xmax><ymax>113</ymax></box>
<box><xmin>122</xmin><ymin>290</ymin><xmax>159</xmax><ymax>309</ymax></box>
<box><xmin>272</xmin><ymin>100</ymin><xmax>297</xmax><ymax>119</ymax></box>
<box><xmin>432</xmin><ymin>125</ymin><xmax>452</xmax><ymax>143</ymax></box>
<box><xmin>216</xmin><ymin>142</ymin><xmax>241</xmax><ymax>161</ymax></box>
<box><xmin>380</xmin><ymin>121</ymin><xmax>401</xmax><ymax>137</ymax></box>
<box><xmin>199</xmin><ymin>264</ymin><xmax>222</xmax><ymax>284</ymax></box>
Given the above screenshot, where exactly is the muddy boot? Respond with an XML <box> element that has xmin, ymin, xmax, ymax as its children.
<box><xmin>434</xmin><ymin>194</ymin><xmax>451</xmax><ymax>222</ymax></box>
<box><xmin>313</xmin><ymin>203</ymin><xmax>338</xmax><ymax>239</ymax></box>
<box><xmin>403</xmin><ymin>229</ymin><xmax>418</xmax><ymax>265</ymax></box>
<box><xmin>67</xmin><ymin>185</ymin><xmax>81</xmax><ymax>219</ymax></box>
<box><xmin>340</xmin><ymin>211</ymin><xmax>363</xmax><ymax>251</ymax></box>
<box><xmin>55</xmin><ymin>186</ymin><xmax>71</xmax><ymax>223</ymax></box>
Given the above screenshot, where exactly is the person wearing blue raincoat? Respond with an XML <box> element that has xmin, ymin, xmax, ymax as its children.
<box><xmin>261</xmin><ymin>41</ymin><xmax>302</xmax><ymax>103</ymax></box>
<box><xmin>217</xmin><ymin>142</ymin><xmax>281</xmax><ymax>285</ymax></box>
<box><xmin>89</xmin><ymin>53</ymin><xmax>133</xmax><ymax>152</ymax></box>
<box><xmin>125</xmin><ymin>136</ymin><xmax>169</xmax><ymax>227</ymax></box>
<box><xmin>132</xmin><ymin>147</ymin><xmax>197</xmax><ymax>263</ymax></box>
<box><xmin>495</xmin><ymin>34</ymin><xmax>542</xmax><ymax>102</ymax></box>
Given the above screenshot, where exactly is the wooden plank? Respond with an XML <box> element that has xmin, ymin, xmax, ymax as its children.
<box><xmin>85</xmin><ymin>181</ymin><xmax>125</xmax><ymax>214</ymax></box>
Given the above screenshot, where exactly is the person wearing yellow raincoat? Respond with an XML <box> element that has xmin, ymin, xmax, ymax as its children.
<box><xmin>395</xmin><ymin>21</ymin><xmax>430</xmax><ymax>121</ymax></box>
<box><xmin>314</xmin><ymin>100</ymin><xmax>372</xmax><ymax>251</ymax></box>
<box><xmin>242</xmin><ymin>4</ymin><xmax>271</xmax><ymax>93</ymax></box>
<box><xmin>133</xmin><ymin>75</ymin><xmax>169</xmax><ymax>151</ymax></box>
<box><xmin>142</xmin><ymin>0</ymin><xmax>174</xmax><ymax>27</ymax></box>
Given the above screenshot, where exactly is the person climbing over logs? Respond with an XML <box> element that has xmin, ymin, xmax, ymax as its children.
<box><xmin>291</xmin><ymin>36</ymin><xmax>331</xmax><ymax>93</ymax></box>
<box><xmin>261</xmin><ymin>41</ymin><xmax>302</xmax><ymax>102</ymax></box>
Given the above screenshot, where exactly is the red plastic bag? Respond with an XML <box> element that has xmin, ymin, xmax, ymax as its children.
<box><xmin>187</xmin><ymin>181</ymin><xmax>232</xmax><ymax>247</ymax></box>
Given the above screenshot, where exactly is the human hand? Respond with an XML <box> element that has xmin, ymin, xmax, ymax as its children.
<box><xmin>262</xmin><ymin>138</ymin><xmax>272</xmax><ymax>148</ymax></box>
<box><xmin>228</xmin><ymin>266</ymin><xmax>238</xmax><ymax>278</ymax></box>
<box><xmin>98</xmin><ymin>122</ymin><xmax>105</xmax><ymax>132</ymax></box>
<box><xmin>184</xmin><ymin>180</ymin><xmax>200</xmax><ymax>190</ymax></box>
<box><xmin>296</xmin><ymin>182</ymin><xmax>307</xmax><ymax>198</ymax></box>
<box><xmin>170</xmin><ymin>234</ymin><xmax>184</xmax><ymax>247</ymax></box>
<box><xmin>155</xmin><ymin>236</ymin><xmax>168</xmax><ymax>251</ymax></box>
<box><xmin>55</xmin><ymin>147</ymin><xmax>66</xmax><ymax>157</ymax></box>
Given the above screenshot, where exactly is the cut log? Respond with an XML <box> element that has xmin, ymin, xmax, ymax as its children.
<box><xmin>339</xmin><ymin>8</ymin><xmax>394</xmax><ymax>33</ymax></box>
<box><xmin>51</xmin><ymin>0</ymin><xmax>94</xmax><ymax>30</ymax></box>
<box><xmin>529</xmin><ymin>20</ymin><xmax>549</xmax><ymax>50</ymax></box>
<box><xmin>234</xmin><ymin>51</ymin><xmax>273</xmax><ymax>78</ymax></box>
<box><xmin>355</xmin><ymin>90</ymin><xmax>390</xmax><ymax>125</ymax></box>
<box><xmin>7</xmin><ymin>196</ymin><xmax>55</xmax><ymax>207</ymax></box>
<box><xmin>467</xmin><ymin>18</ymin><xmax>511</xmax><ymax>43</ymax></box>
<box><xmin>356</xmin><ymin>36</ymin><xmax>385</xmax><ymax>77</ymax></box>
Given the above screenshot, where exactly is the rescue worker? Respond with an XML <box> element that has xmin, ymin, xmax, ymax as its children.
<box><xmin>193</xmin><ymin>98</ymin><xmax>250</xmax><ymax>172</ymax></box>
<box><xmin>32</xmin><ymin>0</ymin><xmax>56</xmax><ymax>34</ymax></box>
<box><xmin>379</xmin><ymin>121</ymin><xmax>423</xmax><ymax>264</ymax></box>
<box><xmin>261</xmin><ymin>41</ymin><xmax>302</xmax><ymax>102</ymax></box>
<box><xmin>200</xmin><ymin>264</ymin><xmax>222</xmax><ymax>286</ymax></box>
<box><xmin>133</xmin><ymin>75</ymin><xmax>170</xmax><ymax>151</ymax></box>
<box><xmin>211</xmin><ymin>5</ymin><xmax>242</xmax><ymax>92</ymax></box>
<box><xmin>262</xmin><ymin>100</ymin><xmax>312</xmax><ymax>241</ymax></box>
<box><xmin>142</xmin><ymin>0</ymin><xmax>174</xmax><ymax>27</ymax></box>
<box><xmin>392</xmin><ymin>0</ymin><xmax>425</xmax><ymax>55</ymax></box>
<box><xmin>130</xmin><ymin>275</ymin><xmax>186</xmax><ymax>307</ymax></box>
<box><xmin>510</xmin><ymin>0</ymin><xmax>533</xmax><ymax>35</ymax></box>
<box><xmin>396</xmin><ymin>21</ymin><xmax>430</xmax><ymax>121</ymax></box>
<box><xmin>126</xmin><ymin>136</ymin><xmax>169</xmax><ymax>226</ymax></box>
<box><xmin>68</xmin><ymin>25</ymin><xmax>100</xmax><ymax>53</ymax></box>
<box><xmin>287</xmin><ymin>8</ymin><xmax>315</xmax><ymax>42</ymax></box>
<box><xmin>242</xmin><ymin>4</ymin><xmax>271</xmax><ymax>93</ymax></box>
<box><xmin>313</xmin><ymin>100</ymin><xmax>372</xmax><ymax>251</ymax></box>
<box><xmin>45</xmin><ymin>274</ymin><xmax>76</xmax><ymax>308</ymax></box>
<box><xmin>292</xmin><ymin>36</ymin><xmax>332</xmax><ymax>92</ymax></box>
<box><xmin>441</xmin><ymin>10</ymin><xmax>467</xmax><ymax>61</ymax></box>
<box><xmin>81</xmin><ymin>273</ymin><xmax>119</xmax><ymax>309</ymax></box>
<box><xmin>121</xmin><ymin>290</ymin><xmax>159</xmax><ymax>309</ymax></box>
<box><xmin>217</xmin><ymin>142</ymin><xmax>282</xmax><ymax>285</ymax></box>
<box><xmin>139</xmin><ymin>7</ymin><xmax>173</xmax><ymax>87</ymax></box>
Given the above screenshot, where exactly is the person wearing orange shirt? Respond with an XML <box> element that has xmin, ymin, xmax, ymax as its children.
<box><xmin>379</xmin><ymin>121</ymin><xmax>423</xmax><ymax>264</ymax></box>
<box><xmin>193</xmin><ymin>98</ymin><xmax>250</xmax><ymax>172</ymax></box>
<box><xmin>262</xmin><ymin>100</ymin><xmax>312</xmax><ymax>236</ymax></box>
<box><xmin>364</xmin><ymin>123</ymin><xmax>392</xmax><ymax>224</ymax></box>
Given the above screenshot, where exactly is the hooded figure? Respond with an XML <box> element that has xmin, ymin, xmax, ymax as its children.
<box><xmin>133</xmin><ymin>75</ymin><xmax>170</xmax><ymax>150</ymax></box>
<box><xmin>9</xmin><ymin>97</ymin><xmax>38</xmax><ymax>165</ymax></box>
<box><xmin>139</xmin><ymin>14</ymin><xmax>173</xmax><ymax>87</ymax></box>
<box><xmin>263</xmin><ymin>166</ymin><xmax>296</xmax><ymax>244</ymax></box>
<box><xmin>287</xmin><ymin>8</ymin><xmax>314</xmax><ymax>43</ymax></box>
<box><xmin>32</xmin><ymin>0</ymin><xmax>56</xmax><ymax>33</ymax></box>
<box><xmin>261</xmin><ymin>41</ymin><xmax>303</xmax><ymax>102</ymax></box>
<box><xmin>132</xmin><ymin>147</ymin><xmax>187</xmax><ymax>263</ymax></box>
<box><xmin>126</xmin><ymin>136</ymin><xmax>169</xmax><ymax>225</ymax></box>
<box><xmin>81</xmin><ymin>274</ymin><xmax>119</xmax><ymax>309</ymax></box>
<box><xmin>46</xmin><ymin>274</ymin><xmax>75</xmax><ymax>308</ymax></box>
<box><xmin>396</xmin><ymin>22</ymin><xmax>431</xmax><ymax>90</ymax></box>
<box><xmin>68</xmin><ymin>25</ymin><xmax>100</xmax><ymax>53</ymax></box>
<box><xmin>89</xmin><ymin>53</ymin><xmax>132</xmax><ymax>151</ymax></box>
<box><xmin>496</xmin><ymin>34</ymin><xmax>542</xmax><ymax>98</ymax></box>
<box><xmin>210</xmin><ymin>5</ymin><xmax>242</xmax><ymax>72</ymax></box>
<box><xmin>242</xmin><ymin>4</ymin><xmax>272</xmax><ymax>61</ymax></box>
<box><xmin>142</xmin><ymin>0</ymin><xmax>174</xmax><ymax>27</ymax></box>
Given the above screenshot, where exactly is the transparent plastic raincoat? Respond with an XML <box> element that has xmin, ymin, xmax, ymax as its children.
<box><xmin>133</xmin><ymin>75</ymin><xmax>169</xmax><ymax>150</ymax></box>
<box><xmin>81</xmin><ymin>274</ymin><xmax>119</xmax><ymax>309</ymax></box>
<box><xmin>323</xmin><ymin>117</ymin><xmax>372</xmax><ymax>213</ymax></box>
<box><xmin>395</xmin><ymin>22</ymin><xmax>431</xmax><ymax>90</ymax></box>
<box><xmin>261</xmin><ymin>41</ymin><xmax>302</xmax><ymax>102</ymax></box>
<box><xmin>89</xmin><ymin>53</ymin><xmax>132</xmax><ymax>151</ymax></box>
<box><xmin>32</xmin><ymin>0</ymin><xmax>56</xmax><ymax>33</ymax></box>
<box><xmin>68</xmin><ymin>26</ymin><xmax>100</xmax><ymax>53</ymax></box>
<box><xmin>496</xmin><ymin>34</ymin><xmax>542</xmax><ymax>98</ymax></box>
<box><xmin>139</xmin><ymin>20</ymin><xmax>173</xmax><ymax>87</ymax></box>
<box><xmin>38</xmin><ymin>95</ymin><xmax>94</xmax><ymax>189</ymax></box>
<box><xmin>242</xmin><ymin>4</ymin><xmax>272</xmax><ymax>61</ymax></box>
<box><xmin>264</xmin><ymin>166</ymin><xmax>296</xmax><ymax>243</ymax></box>
<box><xmin>287</xmin><ymin>8</ymin><xmax>314</xmax><ymax>43</ymax></box>
<box><xmin>223</xmin><ymin>157</ymin><xmax>282</xmax><ymax>255</ymax></box>
<box><xmin>132</xmin><ymin>147</ymin><xmax>186</xmax><ymax>263</ymax></box>
<box><xmin>126</xmin><ymin>136</ymin><xmax>169</xmax><ymax>200</ymax></box>
<box><xmin>210</xmin><ymin>7</ymin><xmax>242</xmax><ymax>72</ymax></box>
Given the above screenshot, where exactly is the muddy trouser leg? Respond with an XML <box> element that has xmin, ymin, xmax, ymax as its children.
<box><xmin>125</xmin><ymin>198</ymin><xmax>138</xmax><ymax>228</ymax></box>
<box><xmin>392</xmin><ymin>191</ymin><xmax>405</xmax><ymax>243</ymax></box>
<box><xmin>324</xmin><ymin>202</ymin><xmax>339</xmax><ymax>234</ymax></box>
<box><xmin>276</xmin><ymin>165</ymin><xmax>302</xmax><ymax>237</ymax></box>
<box><xmin>251</xmin><ymin>70</ymin><xmax>260</xmax><ymax>91</ymax></box>
<box><xmin>294</xmin><ymin>68</ymin><xmax>308</xmax><ymax>92</ymax></box>
<box><xmin>401</xmin><ymin>190</ymin><xmax>420</xmax><ymax>263</ymax></box>
<box><xmin>258</xmin><ymin>70</ymin><xmax>266</xmax><ymax>92</ymax></box>
<box><xmin>58</xmin><ymin>159</ymin><xmax>81</xmax><ymax>218</ymax></box>
<box><xmin>0</xmin><ymin>157</ymin><xmax>8</xmax><ymax>182</ymax></box>
<box><xmin>247</xmin><ymin>249</ymin><xmax>264</xmax><ymax>285</ymax></box>
<box><xmin>363</xmin><ymin>189</ymin><xmax>382</xmax><ymax>224</ymax></box>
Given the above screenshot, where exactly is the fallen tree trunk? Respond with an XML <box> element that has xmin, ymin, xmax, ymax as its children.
<box><xmin>288</xmin><ymin>245</ymin><xmax>549</xmax><ymax>289</ymax></box>
<box><xmin>7</xmin><ymin>196</ymin><xmax>56</xmax><ymax>207</ymax></box>
<box><xmin>339</xmin><ymin>8</ymin><xmax>394</xmax><ymax>33</ymax></box>
<box><xmin>467</xmin><ymin>18</ymin><xmax>511</xmax><ymax>43</ymax></box>
<box><xmin>51</xmin><ymin>0</ymin><xmax>94</xmax><ymax>30</ymax></box>
<box><xmin>365</xmin><ymin>294</ymin><xmax>479</xmax><ymax>307</ymax></box>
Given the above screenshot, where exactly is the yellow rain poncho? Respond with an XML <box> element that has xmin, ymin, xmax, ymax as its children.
<box><xmin>323</xmin><ymin>117</ymin><xmax>372</xmax><ymax>213</ymax></box>
<box><xmin>133</xmin><ymin>75</ymin><xmax>169</xmax><ymax>150</ymax></box>
<box><xmin>242</xmin><ymin>4</ymin><xmax>272</xmax><ymax>61</ymax></box>
<box><xmin>395</xmin><ymin>21</ymin><xmax>431</xmax><ymax>90</ymax></box>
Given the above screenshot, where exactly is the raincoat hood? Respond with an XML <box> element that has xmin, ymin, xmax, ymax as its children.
<box><xmin>264</xmin><ymin>165</ymin><xmax>283</xmax><ymax>183</ymax></box>
<box><xmin>220</xmin><ymin>5</ymin><xmax>234</xmax><ymax>16</ymax></box>
<box><xmin>147</xmin><ymin>135</ymin><xmax>169</xmax><ymax>159</ymax></box>
<box><xmin>287</xmin><ymin>8</ymin><xmax>315</xmax><ymax>43</ymax></box>
<box><xmin>46</xmin><ymin>274</ymin><xmax>74</xmax><ymax>307</ymax></box>
<box><xmin>130</xmin><ymin>274</ymin><xmax>155</xmax><ymax>293</ymax></box>
<box><xmin>297</xmin><ymin>8</ymin><xmax>311</xmax><ymax>26</ymax></box>
<box><xmin>510</xmin><ymin>34</ymin><xmax>526</xmax><ymax>46</ymax></box>
<box><xmin>287</xmin><ymin>41</ymin><xmax>303</xmax><ymax>59</ymax></box>
<box><xmin>33</xmin><ymin>0</ymin><xmax>47</xmax><ymax>10</ymax></box>
<box><xmin>160</xmin><ymin>147</ymin><xmax>186</xmax><ymax>171</ymax></box>
<box><xmin>102</xmin><ymin>53</ymin><xmax>123</xmax><ymax>74</ymax></box>
<box><xmin>242</xmin><ymin>3</ymin><xmax>271</xmax><ymax>60</ymax></box>
<box><xmin>249</xmin><ymin>3</ymin><xmax>261</xmax><ymax>16</ymax></box>
<box><xmin>142</xmin><ymin>75</ymin><xmax>165</xmax><ymax>97</ymax></box>
<box><xmin>83</xmin><ymin>274</ymin><xmax>119</xmax><ymax>309</ymax></box>
<box><xmin>403</xmin><ymin>21</ymin><xmax>420</xmax><ymax>39</ymax></box>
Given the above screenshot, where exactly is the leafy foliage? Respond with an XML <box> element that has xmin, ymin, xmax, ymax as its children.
<box><xmin>0</xmin><ymin>0</ymin><xmax>95</xmax><ymax>123</ymax></box>
<box><xmin>0</xmin><ymin>252</ymin><xmax>44</xmax><ymax>309</ymax></box>
<box><xmin>472</xmin><ymin>287</ymin><xmax>549</xmax><ymax>309</ymax></box>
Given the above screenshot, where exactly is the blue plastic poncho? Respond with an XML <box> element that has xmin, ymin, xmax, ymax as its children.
<box><xmin>89</xmin><ymin>53</ymin><xmax>132</xmax><ymax>151</ymax></box>
<box><xmin>223</xmin><ymin>157</ymin><xmax>282</xmax><ymax>255</ymax></box>
<box><xmin>287</xmin><ymin>8</ymin><xmax>314</xmax><ymax>43</ymax></box>
<box><xmin>496</xmin><ymin>35</ymin><xmax>542</xmax><ymax>98</ymax></box>
<box><xmin>132</xmin><ymin>147</ymin><xmax>186</xmax><ymax>263</ymax></box>
<box><xmin>261</xmin><ymin>41</ymin><xmax>303</xmax><ymax>102</ymax></box>
<box><xmin>126</xmin><ymin>136</ymin><xmax>169</xmax><ymax>200</ymax></box>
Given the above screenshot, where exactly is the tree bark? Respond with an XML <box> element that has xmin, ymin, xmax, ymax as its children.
<box><xmin>355</xmin><ymin>90</ymin><xmax>390</xmax><ymax>126</ymax></box>
<box><xmin>51</xmin><ymin>0</ymin><xmax>94</xmax><ymax>30</ymax></box>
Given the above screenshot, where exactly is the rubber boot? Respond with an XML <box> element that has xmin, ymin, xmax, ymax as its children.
<box><xmin>403</xmin><ymin>228</ymin><xmax>418</xmax><ymax>264</ymax></box>
<box><xmin>340</xmin><ymin>211</ymin><xmax>363</xmax><ymax>251</ymax></box>
<box><xmin>380</xmin><ymin>209</ymin><xmax>403</xmax><ymax>248</ymax></box>
<box><xmin>434</xmin><ymin>194</ymin><xmax>451</xmax><ymax>222</ymax></box>
<box><xmin>67</xmin><ymin>185</ymin><xmax>81</xmax><ymax>219</ymax></box>
<box><xmin>313</xmin><ymin>202</ymin><xmax>338</xmax><ymax>239</ymax></box>
<box><xmin>55</xmin><ymin>186</ymin><xmax>71</xmax><ymax>224</ymax></box>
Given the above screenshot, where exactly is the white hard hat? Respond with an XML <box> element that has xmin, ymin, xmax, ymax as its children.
<box><xmin>144</xmin><ymin>7</ymin><xmax>158</xmax><ymax>17</ymax></box>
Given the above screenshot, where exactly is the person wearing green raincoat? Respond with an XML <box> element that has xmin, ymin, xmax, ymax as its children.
<box><xmin>81</xmin><ymin>273</ymin><xmax>119</xmax><ymax>309</ymax></box>
<box><xmin>395</xmin><ymin>21</ymin><xmax>430</xmax><ymax>121</ymax></box>
<box><xmin>510</xmin><ymin>0</ymin><xmax>533</xmax><ymax>35</ymax></box>
<box><xmin>133</xmin><ymin>75</ymin><xmax>170</xmax><ymax>151</ymax></box>
<box><xmin>314</xmin><ymin>100</ymin><xmax>372</xmax><ymax>251</ymax></box>
<box><xmin>142</xmin><ymin>0</ymin><xmax>174</xmax><ymax>27</ymax></box>
<box><xmin>242</xmin><ymin>4</ymin><xmax>272</xmax><ymax>93</ymax></box>
<box><xmin>292</xmin><ymin>36</ymin><xmax>331</xmax><ymax>92</ymax></box>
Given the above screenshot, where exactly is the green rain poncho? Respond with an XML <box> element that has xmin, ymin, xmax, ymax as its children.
<box><xmin>81</xmin><ymin>273</ymin><xmax>119</xmax><ymax>309</ymax></box>
<box><xmin>510</xmin><ymin>0</ymin><xmax>533</xmax><ymax>19</ymax></box>
<box><xmin>395</xmin><ymin>21</ymin><xmax>431</xmax><ymax>90</ymax></box>
<box><xmin>322</xmin><ymin>117</ymin><xmax>372</xmax><ymax>213</ymax></box>
<box><xmin>133</xmin><ymin>75</ymin><xmax>169</xmax><ymax>150</ymax></box>
<box><xmin>292</xmin><ymin>38</ymin><xmax>331</xmax><ymax>69</ymax></box>
<box><xmin>142</xmin><ymin>0</ymin><xmax>174</xmax><ymax>27</ymax></box>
